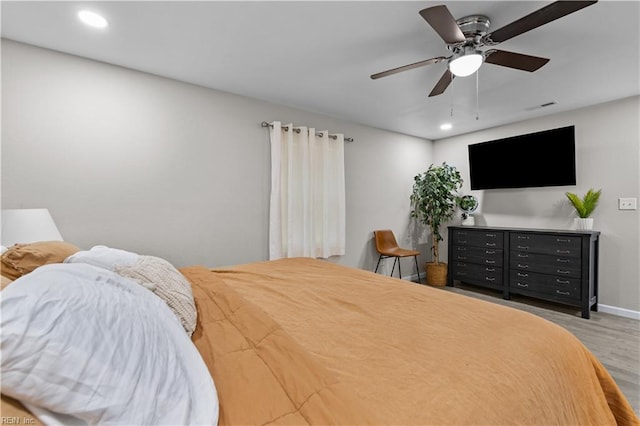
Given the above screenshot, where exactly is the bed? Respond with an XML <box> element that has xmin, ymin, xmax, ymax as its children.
<box><xmin>1</xmin><ymin>242</ymin><xmax>638</xmax><ymax>425</ymax></box>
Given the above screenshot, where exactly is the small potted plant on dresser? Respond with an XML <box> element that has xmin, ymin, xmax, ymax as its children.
<box><xmin>410</xmin><ymin>162</ymin><xmax>463</xmax><ymax>286</ymax></box>
<box><xmin>566</xmin><ymin>188</ymin><xmax>602</xmax><ymax>231</ymax></box>
<box><xmin>458</xmin><ymin>195</ymin><xmax>479</xmax><ymax>226</ymax></box>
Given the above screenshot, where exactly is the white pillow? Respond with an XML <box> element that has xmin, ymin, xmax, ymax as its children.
<box><xmin>1</xmin><ymin>263</ymin><xmax>218</xmax><ymax>425</ymax></box>
<box><xmin>64</xmin><ymin>245</ymin><xmax>139</xmax><ymax>270</ymax></box>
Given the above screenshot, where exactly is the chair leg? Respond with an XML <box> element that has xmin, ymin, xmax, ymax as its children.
<box><xmin>374</xmin><ymin>255</ymin><xmax>383</xmax><ymax>274</ymax></box>
<box><xmin>398</xmin><ymin>257</ymin><xmax>402</xmax><ymax>280</ymax></box>
<box><xmin>414</xmin><ymin>255</ymin><xmax>421</xmax><ymax>284</ymax></box>
<box><xmin>391</xmin><ymin>257</ymin><xmax>397</xmax><ymax>277</ymax></box>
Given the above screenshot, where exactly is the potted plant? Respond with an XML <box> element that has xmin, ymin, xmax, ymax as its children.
<box><xmin>457</xmin><ymin>195</ymin><xmax>478</xmax><ymax>226</ymax></box>
<box><xmin>410</xmin><ymin>162</ymin><xmax>463</xmax><ymax>286</ymax></box>
<box><xmin>565</xmin><ymin>188</ymin><xmax>602</xmax><ymax>231</ymax></box>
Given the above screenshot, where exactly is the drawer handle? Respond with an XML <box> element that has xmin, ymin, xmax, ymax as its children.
<box><xmin>517</xmin><ymin>235</ymin><xmax>529</xmax><ymax>240</ymax></box>
<box><xmin>485</xmin><ymin>233</ymin><xmax>496</xmax><ymax>237</ymax></box>
<box><xmin>485</xmin><ymin>260</ymin><xmax>496</xmax><ymax>264</ymax></box>
<box><xmin>556</xmin><ymin>279</ymin><xmax>570</xmax><ymax>284</ymax></box>
<box><xmin>517</xmin><ymin>254</ymin><xmax>529</xmax><ymax>258</ymax></box>
<box><xmin>517</xmin><ymin>245</ymin><xmax>529</xmax><ymax>250</ymax></box>
<box><xmin>517</xmin><ymin>272</ymin><xmax>528</xmax><ymax>278</ymax></box>
<box><xmin>485</xmin><ymin>277</ymin><xmax>495</xmax><ymax>282</ymax></box>
<box><xmin>557</xmin><ymin>238</ymin><xmax>571</xmax><ymax>243</ymax></box>
<box><xmin>557</xmin><ymin>269</ymin><xmax>570</xmax><ymax>275</ymax></box>
<box><xmin>457</xmin><ymin>232</ymin><xmax>467</xmax><ymax>235</ymax></box>
<box><xmin>517</xmin><ymin>264</ymin><xmax>529</xmax><ymax>269</ymax></box>
<box><xmin>485</xmin><ymin>267</ymin><xmax>495</xmax><ymax>272</ymax></box>
<box><xmin>556</xmin><ymin>290</ymin><xmax>570</xmax><ymax>296</ymax></box>
<box><xmin>457</xmin><ymin>247</ymin><xmax>467</xmax><ymax>251</ymax></box>
<box><xmin>517</xmin><ymin>283</ymin><xmax>528</xmax><ymax>288</ymax></box>
<box><xmin>459</xmin><ymin>240</ymin><xmax>467</xmax><ymax>244</ymax></box>
<box><xmin>485</xmin><ymin>243</ymin><xmax>496</xmax><ymax>247</ymax></box>
<box><xmin>556</xmin><ymin>250</ymin><xmax>571</xmax><ymax>254</ymax></box>
<box><xmin>485</xmin><ymin>250</ymin><xmax>496</xmax><ymax>255</ymax></box>
<box><xmin>458</xmin><ymin>272</ymin><xmax>467</xmax><ymax>276</ymax></box>
<box><xmin>556</xmin><ymin>258</ymin><xmax>569</xmax><ymax>263</ymax></box>
<box><xmin>457</xmin><ymin>256</ymin><xmax>467</xmax><ymax>260</ymax></box>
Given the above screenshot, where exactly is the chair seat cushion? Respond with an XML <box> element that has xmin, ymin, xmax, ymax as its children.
<box><xmin>379</xmin><ymin>248</ymin><xmax>420</xmax><ymax>257</ymax></box>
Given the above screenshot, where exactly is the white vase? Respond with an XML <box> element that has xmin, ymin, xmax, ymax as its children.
<box><xmin>575</xmin><ymin>218</ymin><xmax>594</xmax><ymax>231</ymax></box>
<box><xmin>461</xmin><ymin>216</ymin><xmax>475</xmax><ymax>226</ymax></box>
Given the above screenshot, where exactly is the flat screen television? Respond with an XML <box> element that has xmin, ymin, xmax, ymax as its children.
<box><xmin>468</xmin><ymin>125</ymin><xmax>576</xmax><ymax>190</ymax></box>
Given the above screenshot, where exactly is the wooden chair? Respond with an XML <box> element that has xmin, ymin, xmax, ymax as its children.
<box><xmin>373</xmin><ymin>229</ymin><xmax>421</xmax><ymax>283</ymax></box>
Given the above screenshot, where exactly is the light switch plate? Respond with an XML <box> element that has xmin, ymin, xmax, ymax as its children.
<box><xmin>618</xmin><ymin>198</ymin><xmax>637</xmax><ymax>210</ymax></box>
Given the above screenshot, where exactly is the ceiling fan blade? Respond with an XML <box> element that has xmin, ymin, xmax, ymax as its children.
<box><xmin>419</xmin><ymin>5</ymin><xmax>466</xmax><ymax>44</ymax></box>
<box><xmin>428</xmin><ymin>69</ymin><xmax>455</xmax><ymax>97</ymax></box>
<box><xmin>484</xmin><ymin>50</ymin><xmax>550</xmax><ymax>72</ymax></box>
<box><xmin>484</xmin><ymin>1</ymin><xmax>598</xmax><ymax>44</ymax></box>
<box><xmin>371</xmin><ymin>56</ymin><xmax>447</xmax><ymax>80</ymax></box>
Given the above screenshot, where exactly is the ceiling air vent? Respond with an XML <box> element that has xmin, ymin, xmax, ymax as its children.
<box><xmin>525</xmin><ymin>101</ymin><xmax>557</xmax><ymax>111</ymax></box>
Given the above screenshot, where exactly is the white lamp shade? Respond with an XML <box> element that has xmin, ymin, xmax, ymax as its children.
<box><xmin>449</xmin><ymin>53</ymin><xmax>483</xmax><ymax>77</ymax></box>
<box><xmin>1</xmin><ymin>209</ymin><xmax>63</xmax><ymax>247</ymax></box>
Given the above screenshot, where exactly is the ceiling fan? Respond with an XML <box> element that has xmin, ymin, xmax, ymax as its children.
<box><xmin>371</xmin><ymin>1</ymin><xmax>598</xmax><ymax>97</ymax></box>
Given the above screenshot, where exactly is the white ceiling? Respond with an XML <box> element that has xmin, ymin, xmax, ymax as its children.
<box><xmin>2</xmin><ymin>1</ymin><xmax>639</xmax><ymax>140</ymax></box>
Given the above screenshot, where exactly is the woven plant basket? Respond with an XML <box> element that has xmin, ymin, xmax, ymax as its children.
<box><xmin>425</xmin><ymin>262</ymin><xmax>448</xmax><ymax>287</ymax></box>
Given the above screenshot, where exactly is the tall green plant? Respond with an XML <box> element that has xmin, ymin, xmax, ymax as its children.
<box><xmin>565</xmin><ymin>188</ymin><xmax>602</xmax><ymax>218</ymax></box>
<box><xmin>410</xmin><ymin>162</ymin><xmax>463</xmax><ymax>263</ymax></box>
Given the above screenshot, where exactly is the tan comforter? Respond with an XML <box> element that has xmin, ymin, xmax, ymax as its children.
<box><xmin>3</xmin><ymin>257</ymin><xmax>638</xmax><ymax>425</ymax></box>
<box><xmin>189</xmin><ymin>257</ymin><xmax>639</xmax><ymax>426</ymax></box>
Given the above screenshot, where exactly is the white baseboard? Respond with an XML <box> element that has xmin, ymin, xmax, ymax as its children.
<box><xmin>402</xmin><ymin>272</ymin><xmax>426</xmax><ymax>283</ymax></box>
<box><xmin>597</xmin><ymin>304</ymin><xmax>640</xmax><ymax>320</ymax></box>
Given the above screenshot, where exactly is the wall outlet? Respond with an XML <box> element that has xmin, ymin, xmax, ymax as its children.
<box><xmin>618</xmin><ymin>197</ymin><xmax>637</xmax><ymax>210</ymax></box>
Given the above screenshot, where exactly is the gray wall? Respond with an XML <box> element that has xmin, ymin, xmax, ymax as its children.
<box><xmin>1</xmin><ymin>39</ymin><xmax>432</xmax><ymax>273</ymax></box>
<box><xmin>2</xmin><ymin>39</ymin><xmax>638</xmax><ymax>314</ymax></box>
<box><xmin>433</xmin><ymin>96</ymin><xmax>640</xmax><ymax>313</ymax></box>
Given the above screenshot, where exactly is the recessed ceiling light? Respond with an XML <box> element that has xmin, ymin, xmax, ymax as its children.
<box><xmin>440</xmin><ymin>123</ymin><xmax>452</xmax><ymax>131</ymax></box>
<box><xmin>78</xmin><ymin>10</ymin><xmax>108</xmax><ymax>28</ymax></box>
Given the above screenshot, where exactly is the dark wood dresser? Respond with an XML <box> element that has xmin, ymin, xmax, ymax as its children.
<box><xmin>447</xmin><ymin>226</ymin><xmax>600</xmax><ymax>319</ymax></box>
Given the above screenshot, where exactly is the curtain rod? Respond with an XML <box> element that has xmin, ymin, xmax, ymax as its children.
<box><xmin>261</xmin><ymin>121</ymin><xmax>354</xmax><ymax>143</ymax></box>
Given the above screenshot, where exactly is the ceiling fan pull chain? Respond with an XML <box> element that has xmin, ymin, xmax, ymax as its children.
<box><xmin>450</xmin><ymin>72</ymin><xmax>455</xmax><ymax>118</ymax></box>
<box><xmin>475</xmin><ymin>70</ymin><xmax>480</xmax><ymax>121</ymax></box>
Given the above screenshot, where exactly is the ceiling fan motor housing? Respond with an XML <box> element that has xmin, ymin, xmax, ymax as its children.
<box><xmin>447</xmin><ymin>15</ymin><xmax>490</xmax><ymax>62</ymax></box>
<box><xmin>456</xmin><ymin>15</ymin><xmax>491</xmax><ymax>42</ymax></box>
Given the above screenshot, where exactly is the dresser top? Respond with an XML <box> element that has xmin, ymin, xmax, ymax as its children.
<box><xmin>448</xmin><ymin>225</ymin><xmax>600</xmax><ymax>237</ymax></box>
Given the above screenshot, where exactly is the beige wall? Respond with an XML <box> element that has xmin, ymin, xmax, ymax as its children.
<box><xmin>1</xmin><ymin>39</ymin><xmax>432</xmax><ymax>273</ymax></box>
<box><xmin>433</xmin><ymin>96</ymin><xmax>640</xmax><ymax>313</ymax></box>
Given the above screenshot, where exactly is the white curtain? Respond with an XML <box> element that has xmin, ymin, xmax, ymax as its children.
<box><xmin>268</xmin><ymin>121</ymin><xmax>346</xmax><ymax>260</ymax></box>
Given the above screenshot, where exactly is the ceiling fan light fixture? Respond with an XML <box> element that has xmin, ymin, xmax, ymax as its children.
<box><xmin>449</xmin><ymin>50</ymin><xmax>483</xmax><ymax>77</ymax></box>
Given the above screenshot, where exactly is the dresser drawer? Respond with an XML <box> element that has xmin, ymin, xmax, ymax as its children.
<box><xmin>452</xmin><ymin>262</ymin><xmax>503</xmax><ymax>286</ymax></box>
<box><xmin>510</xmin><ymin>253</ymin><xmax>581</xmax><ymax>278</ymax></box>
<box><xmin>511</xmin><ymin>251</ymin><xmax>581</xmax><ymax>268</ymax></box>
<box><xmin>510</xmin><ymin>270</ymin><xmax>581</xmax><ymax>300</ymax></box>
<box><xmin>450</xmin><ymin>246</ymin><xmax>503</xmax><ymax>267</ymax></box>
<box><xmin>510</xmin><ymin>233</ymin><xmax>581</xmax><ymax>257</ymax></box>
<box><xmin>452</xmin><ymin>230</ymin><xmax>504</xmax><ymax>249</ymax></box>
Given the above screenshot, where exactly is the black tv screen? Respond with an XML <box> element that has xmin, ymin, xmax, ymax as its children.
<box><xmin>468</xmin><ymin>126</ymin><xmax>576</xmax><ymax>190</ymax></box>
